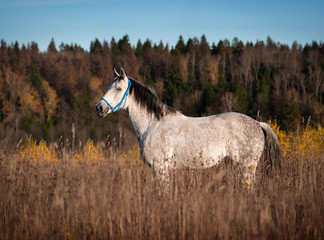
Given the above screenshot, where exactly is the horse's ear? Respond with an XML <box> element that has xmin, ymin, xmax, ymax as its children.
<box><xmin>120</xmin><ymin>68</ymin><xmax>127</xmax><ymax>78</ymax></box>
<box><xmin>114</xmin><ymin>68</ymin><xmax>119</xmax><ymax>78</ymax></box>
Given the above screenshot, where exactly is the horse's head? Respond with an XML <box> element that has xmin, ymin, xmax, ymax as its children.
<box><xmin>96</xmin><ymin>68</ymin><xmax>132</xmax><ymax>117</ymax></box>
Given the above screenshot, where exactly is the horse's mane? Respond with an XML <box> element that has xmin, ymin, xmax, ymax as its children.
<box><xmin>129</xmin><ymin>78</ymin><xmax>177</xmax><ymax>119</ymax></box>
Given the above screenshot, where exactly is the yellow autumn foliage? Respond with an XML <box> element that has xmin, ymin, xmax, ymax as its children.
<box><xmin>20</xmin><ymin>138</ymin><xmax>57</xmax><ymax>162</ymax></box>
<box><xmin>271</xmin><ymin>120</ymin><xmax>324</xmax><ymax>159</ymax></box>
<box><xmin>42</xmin><ymin>80</ymin><xmax>58</xmax><ymax>118</ymax></box>
<box><xmin>18</xmin><ymin>84</ymin><xmax>43</xmax><ymax>115</ymax></box>
<box><xmin>76</xmin><ymin>139</ymin><xmax>106</xmax><ymax>162</ymax></box>
<box><xmin>4</xmin><ymin>73</ymin><xmax>58</xmax><ymax>118</ymax></box>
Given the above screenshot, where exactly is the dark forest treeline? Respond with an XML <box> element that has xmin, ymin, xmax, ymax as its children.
<box><xmin>0</xmin><ymin>35</ymin><xmax>323</xmax><ymax>145</ymax></box>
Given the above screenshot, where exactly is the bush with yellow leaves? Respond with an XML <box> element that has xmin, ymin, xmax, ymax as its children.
<box><xmin>20</xmin><ymin>137</ymin><xmax>57</xmax><ymax>162</ymax></box>
<box><xmin>271</xmin><ymin>120</ymin><xmax>324</xmax><ymax>160</ymax></box>
<box><xmin>76</xmin><ymin>139</ymin><xmax>106</xmax><ymax>162</ymax></box>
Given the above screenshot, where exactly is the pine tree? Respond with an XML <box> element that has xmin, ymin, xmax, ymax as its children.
<box><xmin>90</xmin><ymin>38</ymin><xmax>102</xmax><ymax>53</ymax></box>
<box><xmin>47</xmin><ymin>38</ymin><xmax>58</xmax><ymax>53</ymax></box>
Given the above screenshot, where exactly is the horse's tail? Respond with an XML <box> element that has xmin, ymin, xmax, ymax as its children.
<box><xmin>259</xmin><ymin>122</ymin><xmax>282</xmax><ymax>172</ymax></box>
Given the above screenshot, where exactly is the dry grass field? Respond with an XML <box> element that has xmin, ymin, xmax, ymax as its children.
<box><xmin>0</xmin><ymin>124</ymin><xmax>323</xmax><ymax>240</ymax></box>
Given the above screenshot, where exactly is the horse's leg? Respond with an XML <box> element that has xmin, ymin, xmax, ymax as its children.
<box><xmin>156</xmin><ymin>168</ymin><xmax>170</xmax><ymax>187</ymax></box>
<box><xmin>242</xmin><ymin>161</ymin><xmax>258</xmax><ymax>188</ymax></box>
<box><xmin>154</xmin><ymin>159</ymin><xmax>171</xmax><ymax>192</ymax></box>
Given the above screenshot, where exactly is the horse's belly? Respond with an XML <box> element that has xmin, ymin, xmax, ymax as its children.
<box><xmin>171</xmin><ymin>142</ymin><xmax>226</xmax><ymax>169</ymax></box>
<box><xmin>171</xmin><ymin>130</ymin><xmax>263</xmax><ymax>169</ymax></box>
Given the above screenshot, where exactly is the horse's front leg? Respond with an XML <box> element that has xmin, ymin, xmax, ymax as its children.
<box><xmin>153</xmin><ymin>158</ymin><xmax>172</xmax><ymax>192</ymax></box>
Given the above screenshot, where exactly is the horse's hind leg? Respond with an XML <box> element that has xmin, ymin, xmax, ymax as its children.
<box><xmin>242</xmin><ymin>161</ymin><xmax>258</xmax><ymax>188</ymax></box>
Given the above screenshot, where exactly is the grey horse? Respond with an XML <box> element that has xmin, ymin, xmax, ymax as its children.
<box><xmin>96</xmin><ymin>68</ymin><xmax>281</xmax><ymax>185</ymax></box>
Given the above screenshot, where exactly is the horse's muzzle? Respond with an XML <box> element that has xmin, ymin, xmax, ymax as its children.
<box><xmin>96</xmin><ymin>103</ymin><xmax>108</xmax><ymax>117</ymax></box>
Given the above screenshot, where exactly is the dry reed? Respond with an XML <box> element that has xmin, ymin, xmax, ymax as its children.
<box><xmin>0</xmin><ymin>126</ymin><xmax>323</xmax><ymax>240</ymax></box>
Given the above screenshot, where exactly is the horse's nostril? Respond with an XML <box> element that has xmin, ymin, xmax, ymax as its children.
<box><xmin>96</xmin><ymin>104</ymin><xmax>103</xmax><ymax>112</ymax></box>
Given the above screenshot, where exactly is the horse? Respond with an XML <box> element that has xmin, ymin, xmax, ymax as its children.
<box><xmin>96</xmin><ymin>68</ymin><xmax>281</xmax><ymax>185</ymax></box>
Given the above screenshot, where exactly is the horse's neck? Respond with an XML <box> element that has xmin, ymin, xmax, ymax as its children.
<box><xmin>126</xmin><ymin>95</ymin><xmax>156</xmax><ymax>140</ymax></box>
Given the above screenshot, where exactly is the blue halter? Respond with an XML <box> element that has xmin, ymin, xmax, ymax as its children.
<box><xmin>98</xmin><ymin>79</ymin><xmax>132</xmax><ymax>113</ymax></box>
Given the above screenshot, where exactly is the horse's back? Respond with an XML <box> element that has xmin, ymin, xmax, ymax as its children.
<box><xmin>187</xmin><ymin>112</ymin><xmax>264</xmax><ymax>144</ymax></box>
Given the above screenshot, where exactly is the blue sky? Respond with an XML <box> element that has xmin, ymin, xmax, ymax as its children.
<box><xmin>1</xmin><ymin>0</ymin><xmax>324</xmax><ymax>51</ymax></box>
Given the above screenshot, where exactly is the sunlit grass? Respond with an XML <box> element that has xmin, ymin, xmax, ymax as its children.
<box><xmin>1</xmin><ymin>123</ymin><xmax>322</xmax><ymax>239</ymax></box>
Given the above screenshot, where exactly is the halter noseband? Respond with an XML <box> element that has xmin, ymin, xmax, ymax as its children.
<box><xmin>97</xmin><ymin>79</ymin><xmax>132</xmax><ymax>113</ymax></box>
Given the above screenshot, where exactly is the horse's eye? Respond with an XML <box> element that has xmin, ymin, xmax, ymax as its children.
<box><xmin>116</xmin><ymin>87</ymin><xmax>122</xmax><ymax>91</ymax></box>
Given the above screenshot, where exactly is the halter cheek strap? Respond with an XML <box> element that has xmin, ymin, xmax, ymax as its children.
<box><xmin>98</xmin><ymin>79</ymin><xmax>132</xmax><ymax>113</ymax></box>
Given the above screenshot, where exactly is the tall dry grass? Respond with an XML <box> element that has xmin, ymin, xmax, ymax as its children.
<box><xmin>0</xmin><ymin>125</ymin><xmax>323</xmax><ymax>240</ymax></box>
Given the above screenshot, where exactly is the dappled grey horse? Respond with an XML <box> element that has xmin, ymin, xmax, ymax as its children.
<box><xmin>96</xmin><ymin>68</ymin><xmax>281</xmax><ymax>185</ymax></box>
